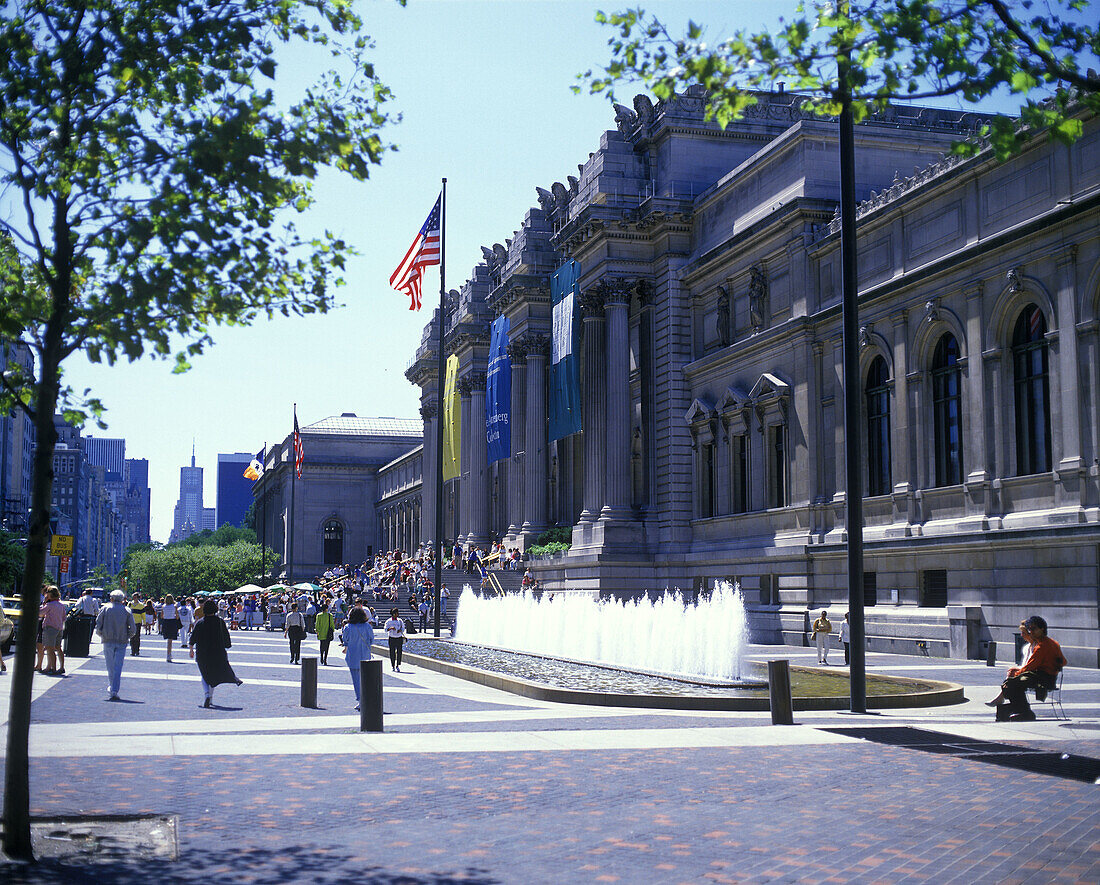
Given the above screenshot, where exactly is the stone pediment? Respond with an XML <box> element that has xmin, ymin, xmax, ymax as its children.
<box><xmin>684</xmin><ymin>397</ymin><xmax>716</xmax><ymax>426</ymax></box>
<box><xmin>717</xmin><ymin>385</ymin><xmax>751</xmax><ymax>413</ymax></box>
<box><xmin>748</xmin><ymin>373</ymin><xmax>790</xmax><ymax>401</ymax></box>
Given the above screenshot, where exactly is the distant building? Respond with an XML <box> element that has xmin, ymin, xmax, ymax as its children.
<box><xmin>216</xmin><ymin>452</ymin><xmax>254</xmax><ymax>529</ymax></box>
<box><xmin>254</xmin><ymin>414</ymin><xmax>422</xmax><ymax>581</ymax></box>
<box><xmin>123</xmin><ymin>459</ymin><xmax>151</xmax><ymax>545</ymax></box>
<box><xmin>83</xmin><ymin>436</ymin><xmax>126</xmax><ymax>483</ymax></box>
<box><xmin>170</xmin><ymin>448</ymin><xmax>206</xmax><ymax>543</ymax></box>
<box><xmin>0</xmin><ymin>342</ymin><xmax>35</xmax><ymax>534</ymax></box>
<box><xmin>50</xmin><ymin>438</ymin><xmax>88</xmax><ymax>579</ymax></box>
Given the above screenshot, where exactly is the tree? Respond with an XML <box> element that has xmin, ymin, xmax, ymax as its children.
<box><xmin>582</xmin><ymin>1</ymin><xmax>1099</xmax><ymax>158</ymax></box>
<box><xmin>0</xmin><ymin>530</ymin><xmax>25</xmax><ymax>591</ymax></box>
<box><xmin>0</xmin><ymin>0</ymin><xmax>399</xmax><ymax>858</ymax></box>
<box><xmin>126</xmin><ymin>539</ymin><xmax>277</xmax><ymax>596</ymax></box>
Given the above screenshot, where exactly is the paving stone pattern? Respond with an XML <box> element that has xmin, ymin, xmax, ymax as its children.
<box><xmin>1</xmin><ymin>631</ymin><xmax>1097</xmax><ymax>883</ymax></box>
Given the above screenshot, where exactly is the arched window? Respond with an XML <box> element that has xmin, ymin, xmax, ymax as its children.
<box><xmin>1012</xmin><ymin>305</ymin><xmax>1051</xmax><ymax>476</ymax></box>
<box><xmin>323</xmin><ymin>519</ymin><xmax>344</xmax><ymax>565</ymax></box>
<box><xmin>932</xmin><ymin>334</ymin><xmax>963</xmax><ymax>486</ymax></box>
<box><xmin>866</xmin><ymin>356</ymin><xmax>891</xmax><ymax>497</ymax></box>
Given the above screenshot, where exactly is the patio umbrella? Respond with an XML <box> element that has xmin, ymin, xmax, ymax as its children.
<box><xmin>235</xmin><ymin>583</ymin><xmax>264</xmax><ymax>595</ymax></box>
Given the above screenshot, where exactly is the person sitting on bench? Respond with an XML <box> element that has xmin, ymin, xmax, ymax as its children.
<box><xmin>987</xmin><ymin>615</ymin><xmax>1066</xmax><ymax>722</ymax></box>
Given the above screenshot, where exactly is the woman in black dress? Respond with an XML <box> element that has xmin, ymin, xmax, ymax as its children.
<box><xmin>188</xmin><ymin>600</ymin><xmax>243</xmax><ymax>707</ymax></box>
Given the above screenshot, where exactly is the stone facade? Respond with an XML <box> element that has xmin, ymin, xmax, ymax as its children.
<box><xmin>406</xmin><ymin>89</ymin><xmax>1100</xmax><ymax>668</ymax></box>
<box><xmin>254</xmin><ymin>414</ymin><xmax>421</xmax><ymax>581</ymax></box>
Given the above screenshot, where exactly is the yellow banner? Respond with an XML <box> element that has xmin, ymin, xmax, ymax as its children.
<box><xmin>442</xmin><ymin>354</ymin><xmax>461</xmax><ymax>481</ymax></box>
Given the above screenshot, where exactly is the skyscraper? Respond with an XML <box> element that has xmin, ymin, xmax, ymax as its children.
<box><xmin>216</xmin><ymin>452</ymin><xmax>254</xmax><ymax>529</ymax></box>
<box><xmin>124</xmin><ymin>458</ymin><xmax>151</xmax><ymax>545</ymax></box>
<box><xmin>170</xmin><ymin>447</ymin><xmax>205</xmax><ymax>543</ymax></box>
<box><xmin>83</xmin><ymin>435</ymin><xmax>126</xmax><ymax>483</ymax></box>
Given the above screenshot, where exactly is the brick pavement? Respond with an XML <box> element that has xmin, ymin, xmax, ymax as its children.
<box><xmin>0</xmin><ymin>630</ymin><xmax>1097</xmax><ymax>883</ymax></box>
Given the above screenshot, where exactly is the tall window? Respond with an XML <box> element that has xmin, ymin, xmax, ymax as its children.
<box><xmin>731</xmin><ymin>434</ymin><xmax>749</xmax><ymax>513</ymax></box>
<box><xmin>323</xmin><ymin>519</ymin><xmax>344</xmax><ymax>565</ymax></box>
<box><xmin>699</xmin><ymin>442</ymin><xmax>716</xmax><ymax>518</ymax></box>
<box><xmin>932</xmin><ymin>333</ymin><xmax>964</xmax><ymax>486</ymax></box>
<box><xmin>866</xmin><ymin>356</ymin><xmax>892</xmax><ymax>496</ymax></box>
<box><xmin>768</xmin><ymin>425</ymin><xmax>787</xmax><ymax>508</ymax></box>
<box><xmin>1012</xmin><ymin>305</ymin><xmax>1052</xmax><ymax>476</ymax></box>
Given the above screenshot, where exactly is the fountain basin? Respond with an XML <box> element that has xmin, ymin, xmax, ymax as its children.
<box><xmin>386</xmin><ymin>638</ymin><xmax>966</xmax><ymax>711</ymax></box>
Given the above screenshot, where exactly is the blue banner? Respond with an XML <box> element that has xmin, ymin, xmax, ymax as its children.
<box><xmin>548</xmin><ymin>260</ymin><xmax>582</xmax><ymax>442</ymax></box>
<box><xmin>486</xmin><ymin>314</ymin><xmax>511</xmax><ymax>465</ymax></box>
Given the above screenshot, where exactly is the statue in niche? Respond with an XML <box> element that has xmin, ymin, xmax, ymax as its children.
<box><xmin>749</xmin><ymin>266</ymin><xmax>768</xmax><ymax>333</ymax></box>
<box><xmin>716</xmin><ymin>285</ymin><xmax>731</xmax><ymax>346</ymax></box>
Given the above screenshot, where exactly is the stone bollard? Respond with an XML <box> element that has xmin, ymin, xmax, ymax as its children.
<box><xmin>768</xmin><ymin>659</ymin><xmax>794</xmax><ymax>726</ymax></box>
<box><xmin>301</xmin><ymin>657</ymin><xmax>318</xmax><ymax>708</ymax></box>
<box><xmin>986</xmin><ymin>640</ymin><xmax>997</xmax><ymax>667</ymax></box>
<box><xmin>360</xmin><ymin>659</ymin><xmax>383</xmax><ymax>732</ymax></box>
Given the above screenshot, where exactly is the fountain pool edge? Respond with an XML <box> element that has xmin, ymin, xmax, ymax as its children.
<box><xmin>376</xmin><ymin>644</ymin><xmax>967</xmax><ymax>711</ymax></box>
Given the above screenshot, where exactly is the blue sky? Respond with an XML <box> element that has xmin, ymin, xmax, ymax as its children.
<box><xmin>53</xmin><ymin>0</ymin><xmax>1084</xmax><ymax>542</ymax></box>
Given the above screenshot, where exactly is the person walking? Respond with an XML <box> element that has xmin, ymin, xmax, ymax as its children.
<box><xmin>384</xmin><ymin>607</ymin><xmax>406</xmax><ymax>672</ymax></box>
<box><xmin>160</xmin><ymin>594</ymin><xmax>182</xmax><ymax>662</ymax></box>
<box><xmin>315</xmin><ymin>601</ymin><xmax>335</xmax><ymax>666</ymax></box>
<box><xmin>811</xmin><ymin>610</ymin><xmax>832</xmax><ymax>665</ymax></box>
<box><xmin>129</xmin><ymin>596</ymin><xmax>144</xmax><ymax>656</ymax></box>
<box><xmin>340</xmin><ymin>607</ymin><xmax>375</xmax><ymax>709</ymax></box>
<box><xmin>188</xmin><ymin>599</ymin><xmax>243</xmax><ymax>708</ymax></box>
<box><xmin>417</xmin><ymin>596</ymin><xmax>430</xmax><ymax>632</ymax></box>
<box><xmin>840</xmin><ymin>612</ymin><xmax>851</xmax><ymax>666</ymax></box>
<box><xmin>178</xmin><ymin>598</ymin><xmax>195</xmax><ymax>647</ymax></box>
<box><xmin>95</xmin><ymin>590</ymin><xmax>137</xmax><ymax>700</ymax></box>
<box><xmin>284</xmin><ymin>601</ymin><xmax>306</xmax><ymax>664</ymax></box>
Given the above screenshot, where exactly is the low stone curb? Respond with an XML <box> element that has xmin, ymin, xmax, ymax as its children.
<box><xmin>377</xmin><ymin>644</ymin><xmax>967</xmax><ymax>711</ymax></box>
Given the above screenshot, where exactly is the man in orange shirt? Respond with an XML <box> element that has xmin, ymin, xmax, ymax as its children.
<box><xmin>988</xmin><ymin>615</ymin><xmax>1067</xmax><ymax>722</ymax></box>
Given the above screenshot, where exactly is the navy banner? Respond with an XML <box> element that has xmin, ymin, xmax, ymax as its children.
<box><xmin>486</xmin><ymin>314</ymin><xmax>512</xmax><ymax>464</ymax></box>
<box><xmin>548</xmin><ymin>260</ymin><xmax>583</xmax><ymax>442</ymax></box>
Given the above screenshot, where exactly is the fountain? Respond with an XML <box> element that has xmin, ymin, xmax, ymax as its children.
<box><xmin>453</xmin><ymin>580</ymin><xmax>751</xmax><ymax>683</ymax></box>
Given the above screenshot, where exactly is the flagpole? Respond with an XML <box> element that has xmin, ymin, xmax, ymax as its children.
<box><xmin>433</xmin><ymin>178</ymin><xmax>447</xmax><ymax>638</ymax></box>
<box><xmin>289</xmin><ymin>407</ymin><xmax>297</xmax><ymax>583</ymax></box>
<box><xmin>261</xmin><ymin>443</ymin><xmax>268</xmax><ymax>581</ymax></box>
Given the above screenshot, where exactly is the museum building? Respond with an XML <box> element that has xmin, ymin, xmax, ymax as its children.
<box><xmin>400</xmin><ymin>88</ymin><xmax>1100</xmax><ymax>668</ymax></box>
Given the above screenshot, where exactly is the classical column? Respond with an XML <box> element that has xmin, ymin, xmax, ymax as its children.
<box><xmin>506</xmin><ymin>340</ymin><xmax>527</xmax><ymax>538</ymax></box>
<box><xmin>457</xmin><ymin>376</ymin><xmax>473</xmax><ymax>545</ymax></box>
<box><xmin>601</xmin><ymin>280</ymin><xmax>633</xmax><ymax>521</ymax></box>
<box><xmin>467</xmin><ymin>372</ymin><xmax>490</xmax><ymax>545</ymax></box>
<box><xmin>1055</xmin><ymin>245</ymin><xmax>1082</xmax><ymax>474</ymax></box>
<box><xmin>579</xmin><ymin>284</ymin><xmax>607</xmax><ymax>522</ymax></box>
<box><xmin>523</xmin><ymin>334</ymin><xmax>549</xmax><ymax>537</ymax></box>
<box><xmin>419</xmin><ymin>401</ymin><xmax>437</xmax><ymax>548</ymax></box>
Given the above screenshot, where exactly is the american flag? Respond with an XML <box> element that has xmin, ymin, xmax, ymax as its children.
<box><xmin>390</xmin><ymin>194</ymin><xmax>442</xmax><ymax>311</ymax></box>
<box><xmin>293</xmin><ymin>411</ymin><xmax>304</xmax><ymax>479</ymax></box>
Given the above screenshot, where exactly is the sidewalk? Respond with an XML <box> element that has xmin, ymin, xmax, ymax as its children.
<box><xmin>1</xmin><ymin>630</ymin><xmax>1097</xmax><ymax>883</ymax></box>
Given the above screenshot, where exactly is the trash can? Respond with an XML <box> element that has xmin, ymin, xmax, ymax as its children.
<box><xmin>63</xmin><ymin>612</ymin><xmax>93</xmax><ymax>657</ymax></box>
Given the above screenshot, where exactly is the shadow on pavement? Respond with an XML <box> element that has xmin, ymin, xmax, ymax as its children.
<box><xmin>1</xmin><ymin>845</ymin><xmax>500</xmax><ymax>884</ymax></box>
<box><xmin>821</xmin><ymin>725</ymin><xmax>1100</xmax><ymax>783</ymax></box>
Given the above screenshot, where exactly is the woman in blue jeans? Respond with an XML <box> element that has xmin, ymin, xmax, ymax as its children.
<box><xmin>341</xmin><ymin>606</ymin><xmax>375</xmax><ymax>710</ymax></box>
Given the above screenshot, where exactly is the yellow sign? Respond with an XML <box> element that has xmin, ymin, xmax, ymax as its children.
<box><xmin>50</xmin><ymin>534</ymin><xmax>73</xmax><ymax>556</ymax></box>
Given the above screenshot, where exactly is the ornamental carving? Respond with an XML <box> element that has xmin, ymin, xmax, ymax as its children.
<box><xmin>419</xmin><ymin>402</ymin><xmax>438</xmax><ymax>420</ymax></box>
<box><xmin>522</xmin><ymin>333</ymin><xmax>550</xmax><ymax>359</ymax></box>
<box><xmin>456</xmin><ymin>377</ymin><xmax>474</xmax><ymax>397</ymax></box>
<box><xmin>1006</xmin><ymin>267</ymin><xmax>1024</xmax><ymax>294</ymax></box>
<box><xmin>505</xmin><ymin>341</ymin><xmax>527</xmax><ymax>364</ymax></box>
<box><xmin>631</xmin><ymin>279</ymin><xmax>654</xmax><ymax>307</ymax></box>
<box><xmin>603</xmin><ymin>277</ymin><xmax>633</xmax><ymax>307</ymax></box>
<box><xmin>748</xmin><ymin>266</ymin><xmax>768</xmax><ymax>333</ymax></box>
<box><xmin>579</xmin><ymin>284</ymin><xmax>607</xmax><ymax>318</ymax></box>
<box><xmin>716</xmin><ymin>284</ymin><xmax>731</xmax><ymax>346</ymax></box>
<box><xmin>466</xmin><ymin>371</ymin><xmax>487</xmax><ymax>391</ymax></box>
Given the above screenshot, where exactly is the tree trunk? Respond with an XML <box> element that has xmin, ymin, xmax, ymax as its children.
<box><xmin>2</xmin><ymin>313</ymin><xmax>64</xmax><ymax>860</ymax></box>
